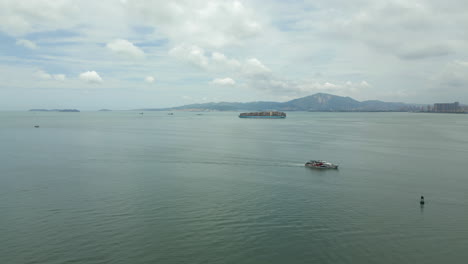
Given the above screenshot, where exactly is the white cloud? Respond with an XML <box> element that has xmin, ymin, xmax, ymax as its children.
<box><xmin>245</xmin><ymin>73</ymin><xmax>372</xmax><ymax>97</ymax></box>
<box><xmin>169</xmin><ymin>44</ymin><xmax>209</xmax><ymax>68</ymax></box>
<box><xmin>34</xmin><ymin>70</ymin><xmax>66</xmax><ymax>81</ymax></box>
<box><xmin>106</xmin><ymin>39</ymin><xmax>145</xmax><ymax>58</ymax></box>
<box><xmin>0</xmin><ymin>0</ymin><xmax>80</xmax><ymax>36</ymax></box>
<box><xmin>16</xmin><ymin>39</ymin><xmax>38</xmax><ymax>49</ymax></box>
<box><xmin>34</xmin><ymin>70</ymin><xmax>52</xmax><ymax>80</ymax></box>
<box><xmin>455</xmin><ymin>60</ymin><xmax>468</xmax><ymax>67</ymax></box>
<box><xmin>211</xmin><ymin>77</ymin><xmax>236</xmax><ymax>86</ymax></box>
<box><xmin>211</xmin><ymin>52</ymin><xmax>241</xmax><ymax>69</ymax></box>
<box><xmin>243</xmin><ymin>58</ymin><xmax>271</xmax><ymax>75</ymax></box>
<box><xmin>145</xmin><ymin>76</ymin><xmax>155</xmax><ymax>83</ymax></box>
<box><xmin>170</xmin><ymin>46</ymin><xmax>270</xmax><ymax>77</ymax></box>
<box><xmin>310</xmin><ymin>0</ymin><xmax>468</xmax><ymax>61</ymax></box>
<box><xmin>53</xmin><ymin>74</ymin><xmax>66</xmax><ymax>81</ymax></box>
<box><xmin>79</xmin><ymin>71</ymin><xmax>102</xmax><ymax>84</ymax></box>
<box><xmin>1</xmin><ymin>1</ymin><xmax>261</xmax><ymax>47</ymax></box>
<box><xmin>127</xmin><ymin>0</ymin><xmax>262</xmax><ymax>47</ymax></box>
<box><xmin>360</xmin><ymin>80</ymin><xmax>370</xmax><ymax>87</ymax></box>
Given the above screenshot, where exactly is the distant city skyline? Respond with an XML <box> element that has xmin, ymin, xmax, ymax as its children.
<box><xmin>1</xmin><ymin>0</ymin><xmax>468</xmax><ymax>110</ymax></box>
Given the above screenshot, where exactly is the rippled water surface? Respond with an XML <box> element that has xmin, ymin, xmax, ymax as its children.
<box><xmin>1</xmin><ymin>111</ymin><xmax>468</xmax><ymax>263</ymax></box>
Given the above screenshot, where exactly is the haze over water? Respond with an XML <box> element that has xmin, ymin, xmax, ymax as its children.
<box><xmin>1</xmin><ymin>111</ymin><xmax>468</xmax><ymax>264</ymax></box>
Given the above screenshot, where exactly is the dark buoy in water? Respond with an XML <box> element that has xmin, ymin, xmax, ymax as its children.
<box><xmin>34</xmin><ymin>125</ymin><xmax>39</xmax><ymax>128</ymax></box>
<box><xmin>420</xmin><ymin>196</ymin><xmax>425</xmax><ymax>205</ymax></box>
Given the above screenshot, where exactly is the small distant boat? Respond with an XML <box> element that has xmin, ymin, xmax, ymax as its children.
<box><xmin>305</xmin><ymin>160</ymin><xmax>338</xmax><ymax>169</ymax></box>
<box><xmin>168</xmin><ymin>113</ymin><xmax>174</xmax><ymax>115</ymax></box>
<box><xmin>34</xmin><ymin>125</ymin><xmax>40</xmax><ymax>128</ymax></box>
<box><xmin>139</xmin><ymin>112</ymin><xmax>144</xmax><ymax>115</ymax></box>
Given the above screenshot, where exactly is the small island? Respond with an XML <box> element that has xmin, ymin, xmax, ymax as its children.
<box><xmin>29</xmin><ymin>109</ymin><xmax>80</xmax><ymax>112</ymax></box>
<box><xmin>98</xmin><ymin>109</ymin><xmax>112</xmax><ymax>112</ymax></box>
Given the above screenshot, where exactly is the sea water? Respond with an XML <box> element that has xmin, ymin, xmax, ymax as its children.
<box><xmin>1</xmin><ymin>111</ymin><xmax>467</xmax><ymax>263</ymax></box>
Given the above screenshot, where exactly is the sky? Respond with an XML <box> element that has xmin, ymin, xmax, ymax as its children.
<box><xmin>1</xmin><ymin>0</ymin><xmax>468</xmax><ymax>110</ymax></box>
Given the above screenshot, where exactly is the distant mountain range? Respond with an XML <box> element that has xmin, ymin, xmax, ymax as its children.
<box><xmin>139</xmin><ymin>93</ymin><xmax>419</xmax><ymax>112</ymax></box>
<box><xmin>29</xmin><ymin>109</ymin><xmax>80</xmax><ymax>112</ymax></box>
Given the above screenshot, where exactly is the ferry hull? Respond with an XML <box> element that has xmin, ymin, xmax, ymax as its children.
<box><xmin>239</xmin><ymin>115</ymin><xmax>286</xmax><ymax>118</ymax></box>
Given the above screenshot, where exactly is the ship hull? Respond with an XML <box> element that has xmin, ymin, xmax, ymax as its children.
<box><xmin>239</xmin><ymin>115</ymin><xmax>286</xmax><ymax>118</ymax></box>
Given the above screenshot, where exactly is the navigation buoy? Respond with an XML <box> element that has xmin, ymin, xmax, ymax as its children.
<box><xmin>420</xmin><ymin>196</ymin><xmax>425</xmax><ymax>205</ymax></box>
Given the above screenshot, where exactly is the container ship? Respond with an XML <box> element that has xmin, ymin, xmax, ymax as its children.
<box><xmin>238</xmin><ymin>111</ymin><xmax>286</xmax><ymax>118</ymax></box>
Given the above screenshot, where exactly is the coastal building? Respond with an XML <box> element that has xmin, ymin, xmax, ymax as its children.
<box><xmin>433</xmin><ymin>102</ymin><xmax>461</xmax><ymax>113</ymax></box>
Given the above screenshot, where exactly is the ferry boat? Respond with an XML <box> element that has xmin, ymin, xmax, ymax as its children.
<box><xmin>305</xmin><ymin>160</ymin><xmax>338</xmax><ymax>169</ymax></box>
<box><xmin>239</xmin><ymin>111</ymin><xmax>286</xmax><ymax>118</ymax></box>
